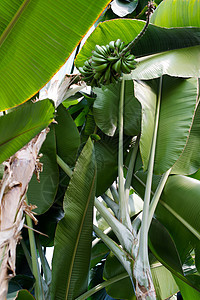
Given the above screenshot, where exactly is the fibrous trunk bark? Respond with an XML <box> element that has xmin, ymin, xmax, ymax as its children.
<box><xmin>0</xmin><ymin>128</ymin><xmax>48</xmax><ymax>299</ymax></box>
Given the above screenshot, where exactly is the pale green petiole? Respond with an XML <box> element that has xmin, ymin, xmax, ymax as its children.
<box><xmin>25</xmin><ymin>197</ymin><xmax>44</xmax><ymax>300</ymax></box>
<box><xmin>148</xmin><ymin>168</ymin><xmax>171</xmax><ymax>230</ymax></box>
<box><xmin>56</xmin><ymin>155</ymin><xmax>73</xmax><ymax>178</ymax></box>
<box><xmin>118</xmin><ymin>78</ymin><xmax>132</xmax><ymax>231</ymax></box>
<box><xmin>94</xmin><ymin>198</ymin><xmax>134</xmax><ymax>255</ymax></box>
<box><xmin>124</xmin><ymin>136</ymin><xmax>139</xmax><ymax>233</ymax></box>
<box><xmin>133</xmin><ymin>76</ymin><xmax>163</xmax><ymax>299</ymax></box>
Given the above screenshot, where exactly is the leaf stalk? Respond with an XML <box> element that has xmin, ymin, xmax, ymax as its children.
<box><xmin>25</xmin><ymin>197</ymin><xmax>44</xmax><ymax>300</ymax></box>
<box><xmin>133</xmin><ymin>76</ymin><xmax>163</xmax><ymax>299</ymax></box>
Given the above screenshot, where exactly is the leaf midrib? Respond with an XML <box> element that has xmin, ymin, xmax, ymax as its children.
<box><xmin>0</xmin><ymin>0</ymin><xmax>32</xmax><ymax>48</ymax></box>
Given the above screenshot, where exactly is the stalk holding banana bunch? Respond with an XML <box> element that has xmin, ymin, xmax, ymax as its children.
<box><xmin>79</xmin><ymin>39</ymin><xmax>136</xmax><ymax>87</ymax></box>
<box><xmin>79</xmin><ymin>1</ymin><xmax>155</xmax><ymax>87</ymax></box>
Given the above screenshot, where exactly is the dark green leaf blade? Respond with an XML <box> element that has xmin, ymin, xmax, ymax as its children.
<box><xmin>0</xmin><ymin>99</ymin><xmax>55</xmax><ymax>164</ymax></box>
<box><xmin>149</xmin><ymin>219</ymin><xmax>183</xmax><ymax>276</ymax></box>
<box><xmin>0</xmin><ymin>0</ymin><xmax>110</xmax><ymax>110</ymax></box>
<box><xmin>55</xmin><ymin>104</ymin><xmax>80</xmax><ymax>167</ymax></box>
<box><xmin>15</xmin><ymin>290</ymin><xmax>35</xmax><ymax>300</ymax></box>
<box><xmin>27</xmin><ymin>126</ymin><xmax>59</xmax><ymax>215</ymax></box>
<box><xmin>51</xmin><ymin>138</ymin><xmax>96</xmax><ymax>300</ymax></box>
<box><xmin>93</xmin><ymin>81</ymin><xmax>141</xmax><ymax>137</ymax></box>
<box><xmin>172</xmin><ymin>99</ymin><xmax>200</xmax><ymax>175</ymax></box>
<box><xmin>94</xmin><ymin>135</ymin><xmax>118</xmax><ymax>197</ymax></box>
<box><xmin>93</xmin><ymin>84</ymin><xmax>119</xmax><ymax>137</ymax></box>
<box><xmin>103</xmin><ymin>252</ymin><xmax>135</xmax><ymax>300</ymax></box>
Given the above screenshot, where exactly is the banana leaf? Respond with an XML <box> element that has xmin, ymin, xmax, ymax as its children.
<box><xmin>55</xmin><ymin>104</ymin><xmax>80</xmax><ymax>167</ymax></box>
<box><xmin>172</xmin><ymin>100</ymin><xmax>200</xmax><ymax>175</ymax></box>
<box><xmin>51</xmin><ymin>139</ymin><xmax>96</xmax><ymax>300</ymax></box>
<box><xmin>151</xmin><ymin>0</ymin><xmax>200</xmax><ymax>27</ymax></box>
<box><xmin>0</xmin><ymin>99</ymin><xmax>55</xmax><ymax>164</ymax></box>
<box><xmin>93</xmin><ymin>81</ymin><xmax>141</xmax><ymax>136</ymax></box>
<box><xmin>0</xmin><ymin>0</ymin><xmax>110</xmax><ymax>111</ymax></box>
<box><xmin>134</xmin><ymin>77</ymin><xmax>198</xmax><ymax>174</ymax></box>
<box><xmin>132</xmin><ymin>171</ymin><xmax>200</xmax><ymax>291</ymax></box>
<box><xmin>125</xmin><ymin>46</ymin><xmax>200</xmax><ymax>80</ymax></box>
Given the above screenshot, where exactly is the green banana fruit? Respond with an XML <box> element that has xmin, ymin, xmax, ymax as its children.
<box><xmin>92</xmin><ymin>57</ymin><xmax>108</xmax><ymax>64</ymax></box>
<box><xmin>112</xmin><ymin>59</ymin><xmax>122</xmax><ymax>74</ymax></box>
<box><xmin>125</xmin><ymin>61</ymin><xmax>136</xmax><ymax>69</ymax></box>
<box><xmin>93</xmin><ymin>63</ymin><xmax>108</xmax><ymax>72</ymax></box>
<box><xmin>95</xmin><ymin>45</ymin><xmax>105</xmax><ymax>55</ymax></box>
<box><xmin>104</xmin><ymin>65</ymin><xmax>111</xmax><ymax>83</ymax></box>
<box><xmin>92</xmin><ymin>51</ymin><xmax>106</xmax><ymax>59</ymax></box>
<box><xmin>121</xmin><ymin>60</ymin><xmax>131</xmax><ymax>73</ymax></box>
<box><xmin>119</xmin><ymin>41</ymin><xmax>125</xmax><ymax>52</ymax></box>
<box><xmin>79</xmin><ymin>39</ymin><xmax>137</xmax><ymax>87</ymax></box>
<box><xmin>109</xmin><ymin>40</ymin><xmax>115</xmax><ymax>50</ymax></box>
<box><xmin>115</xmin><ymin>39</ymin><xmax>121</xmax><ymax>48</ymax></box>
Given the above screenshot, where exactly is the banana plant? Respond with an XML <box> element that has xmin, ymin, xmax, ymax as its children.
<box><xmin>67</xmin><ymin>0</ymin><xmax>200</xmax><ymax>299</ymax></box>
<box><xmin>4</xmin><ymin>0</ymin><xmax>200</xmax><ymax>299</ymax></box>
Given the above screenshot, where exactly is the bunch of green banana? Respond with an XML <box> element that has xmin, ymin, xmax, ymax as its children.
<box><xmin>79</xmin><ymin>39</ymin><xmax>136</xmax><ymax>87</ymax></box>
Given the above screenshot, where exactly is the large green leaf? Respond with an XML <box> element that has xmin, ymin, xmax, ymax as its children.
<box><xmin>125</xmin><ymin>46</ymin><xmax>200</xmax><ymax>80</ymax></box>
<box><xmin>133</xmin><ymin>171</ymin><xmax>200</xmax><ymax>260</ymax></box>
<box><xmin>172</xmin><ymin>101</ymin><xmax>200</xmax><ymax>175</ymax></box>
<box><xmin>55</xmin><ymin>104</ymin><xmax>80</xmax><ymax>167</ymax></box>
<box><xmin>0</xmin><ymin>99</ymin><xmax>55</xmax><ymax>164</ymax></box>
<box><xmin>76</xmin><ymin>19</ymin><xmax>200</xmax><ymax>67</ymax></box>
<box><xmin>27</xmin><ymin>126</ymin><xmax>59</xmax><ymax>214</ymax></box>
<box><xmin>0</xmin><ymin>0</ymin><xmax>110</xmax><ymax>111</ymax></box>
<box><xmin>149</xmin><ymin>219</ymin><xmax>183</xmax><ymax>276</ymax></box>
<box><xmin>155</xmin><ymin>77</ymin><xmax>197</xmax><ymax>174</ymax></box>
<box><xmin>135</xmin><ymin>77</ymin><xmax>198</xmax><ymax>174</ymax></box>
<box><xmin>132</xmin><ymin>171</ymin><xmax>200</xmax><ymax>290</ymax></box>
<box><xmin>157</xmin><ymin>176</ymin><xmax>200</xmax><ymax>257</ymax></box>
<box><xmin>151</xmin><ymin>0</ymin><xmax>200</xmax><ymax>27</ymax></box>
<box><xmin>51</xmin><ymin>139</ymin><xmax>96</xmax><ymax>300</ymax></box>
<box><xmin>93</xmin><ymin>81</ymin><xmax>141</xmax><ymax>136</ymax></box>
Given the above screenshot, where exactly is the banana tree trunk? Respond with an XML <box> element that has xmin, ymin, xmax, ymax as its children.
<box><xmin>0</xmin><ymin>128</ymin><xmax>48</xmax><ymax>299</ymax></box>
